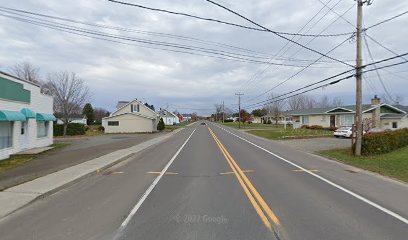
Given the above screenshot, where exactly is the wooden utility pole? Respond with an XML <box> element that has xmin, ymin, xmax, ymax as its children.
<box><xmin>235</xmin><ymin>93</ymin><xmax>244</xmax><ymax>129</ymax></box>
<box><xmin>354</xmin><ymin>0</ymin><xmax>363</xmax><ymax>156</ymax></box>
<box><xmin>222</xmin><ymin>101</ymin><xmax>225</xmax><ymax>123</ymax></box>
<box><xmin>354</xmin><ymin>0</ymin><xmax>372</xmax><ymax>155</ymax></box>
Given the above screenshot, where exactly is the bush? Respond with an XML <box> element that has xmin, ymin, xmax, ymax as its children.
<box><xmin>53</xmin><ymin>123</ymin><xmax>86</xmax><ymax>136</ymax></box>
<box><xmin>98</xmin><ymin>125</ymin><xmax>105</xmax><ymax>132</ymax></box>
<box><xmin>224</xmin><ymin>119</ymin><xmax>233</xmax><ymax>123</ymax></box>
<box><xmin>157</xmin><ymin>118</ymin><xmax>165</xmax><ymax>131</ymax></box>
<box><xmin>267</xmin><ymin>119</ymin><xmax>272</xmax><ymax>124</ymax></box>
<box><xmin>362</xmin><ymin>128</ymin><xmax>408</xmax><ymax>155</ymax></box>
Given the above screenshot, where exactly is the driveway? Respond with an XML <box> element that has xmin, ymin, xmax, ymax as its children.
<box><xmin>0</xmin><ymin>133</ymin><xmax>167</xmax><ymax>190</ymax></box>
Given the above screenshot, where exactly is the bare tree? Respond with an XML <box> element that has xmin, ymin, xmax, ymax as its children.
<box><xmin>214</xmin><ymin>103</ymin><xmax>223</xmax><ymax>121</ymax></box>
<box><xmin>11</xmin><ymin>62</ymin><xmax>41</xmax><ymax>83</ymax></box>
<box><xmin>265</xmin><ymin>94</ymin><xmax>286</xmax><ymax>125</ymax></box>
<box><xmin>331</xmin><ymin>97</ymin><xmax>344</xmax><ymax>107</ymax></box>
<box><xmin>288</xmin><ymin>95</ymin><xmax>305</xmax><ymax>111</ymax></box>
<box><xmin>46</xmin><ymin>72</ymin><xmax>90</xmax><ymax>135</ymax></box>
<box><xmin>316</xmin><ymin>95</ymin><xmax>331</xmax><ymax>108</ymax></box>
<box><xmin>94</xmin><ymin>107</ymin><xmax>109</xmax><ymax>124</ymax></box>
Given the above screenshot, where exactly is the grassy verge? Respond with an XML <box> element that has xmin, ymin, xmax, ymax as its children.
<box><xmin>165</xmin><ymin>121</ymin><xmax>194</xmax><ymax>131</ymax></box>
<box><xmin>0</xmin><ymin>143</ymin><xmax>70</xmax><ymax>174</ymax></box>
<box><xmin>319</xmin><ymin>147</ymin><xmax>408</xmax><ymax>182</ymax></box>
<box><xmin>221</xmin><ymin>122</ymin><xmax>284</xmax><ymax>129</ymax></box>
<box><xmin>248</xmin><ymin>129</ymin><xmax>332</xmax><ymax>140</ymax></box>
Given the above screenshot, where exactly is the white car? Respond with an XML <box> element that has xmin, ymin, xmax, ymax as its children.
<box><xmin>333</xmin><ymin>127</ymin><xmax>353</xmax><ymax>138</ymax></box>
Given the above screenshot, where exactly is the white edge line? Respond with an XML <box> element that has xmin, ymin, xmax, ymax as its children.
<box><xmin>213</xmin><ymin>124</ymin><xmax>408</xmax><ymax>225</ymax></box>
<box><xmin>118</xmin><ymin>128</ymin><xmax>197</xmax><ymax>230</ymax></box>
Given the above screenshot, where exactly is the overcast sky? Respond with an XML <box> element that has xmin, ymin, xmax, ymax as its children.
<box><xmin>0</xmin><ymin>0</ymin><xmax>407</xmax><ymax>115</ymax></box>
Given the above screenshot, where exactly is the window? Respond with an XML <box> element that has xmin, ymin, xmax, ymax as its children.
<box><xmin>21</xmin><ymin>122</ymin><xmax>25</xmax><ymax>135</ymax></box>
<box><xmin>0</xmin><ymin>122</ymin><xmax>13</xmax><ymax>149</ymax></box>
<box><xmin>392</xmin><ymin>122</ymin><xmax>398</xmax><ymax>129</ymax></box>
<box><xmin>37</xmin><ymin>121</ymin><xmax>49</xmax><ymax>138</ymax></box>
<box><xmin>302</xmin><ymin>116</ymin><xmax>309</xmax><ymax>125</ymax></box>
<box><xmin>131</xmin><ymin>104</ymin><xmax>140</xmax><ymax>112</ymax></box>
<box><xmin>108</xmin><ymin>121</ymin><xmax>119</xmax><ymax>126</ymax></box>
<box><xmin>341</xmin><ymin>115</ymin><xmax>355</xmax><ymax>126</ymax></box>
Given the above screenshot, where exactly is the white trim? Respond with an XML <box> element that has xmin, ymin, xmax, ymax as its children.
<box><xmin>325</xmin><ymin>107</ymin><xmax>354</xmax><ymax>113</ymax></box>
<box><xmin>213</xmin><ymin>123</ymin><xmax>408</xmax><ymax>225</ymax></box>
<box><xmin>111</xmin><ymin>99</ymin><xmax>158</xmax><ymax>117</ymax></box>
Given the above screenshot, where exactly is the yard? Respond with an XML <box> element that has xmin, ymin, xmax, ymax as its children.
<box><xmin>248</xmin><ymin>128</ymin><xmax>333</xmax><ymax>140</ymax></box>
<box><xmin>165</xmin><ymin>121</ymin><xmax>193</xmax><ymax>131</ymax></box>
<box><xmin>319</xmin><ymin>146</ymin><xmax>408</xmax><ymax>182</ymax></box>
<box><xmin>221</xmin><ymin>122</ymin><xmax>284</xmax><ymax>129</ymax></box>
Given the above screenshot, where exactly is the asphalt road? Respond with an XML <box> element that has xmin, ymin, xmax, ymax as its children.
<box><xmin>0</xmin><ymin>122</ymin><xmax>407</xmax><ymax>240</ymax></box>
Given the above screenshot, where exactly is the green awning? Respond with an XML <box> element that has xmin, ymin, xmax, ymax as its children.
<box><xmin>36</xmin><ymin>113</ymin><xmax>56</xmax><ymax>121</ymax></box>
<box><xmin>20</xmin><ymin>108</ymin><xmax>36</xmax><ymax>118</ymax></box>
<box><xmin>0</xmin><ymin>110</ymin><xmax>27</xmax><ymax>121</ymax></box>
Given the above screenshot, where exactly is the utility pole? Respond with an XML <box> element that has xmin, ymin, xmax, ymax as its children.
<box><xmin>354</xmin><ymin>0</ymin><xmax>372</xmax><ymax>156</ymax></box>
<box><xmin>235</xmin><ymin>93</ymin><xmax>244</xmax><ymax>129</ymax></box>
<box><xmin>222</xmin><ymin>100</ymin><xmax>225</xmax><ymax>123</ymax></box>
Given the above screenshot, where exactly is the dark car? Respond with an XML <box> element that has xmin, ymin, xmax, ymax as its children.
<box><xmin>200</xmin><ymin>122</ymin><xmax>206</xmax><ymax>125</ymax></box>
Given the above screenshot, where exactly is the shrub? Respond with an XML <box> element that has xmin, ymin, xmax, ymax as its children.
<box><xmin>53</xmin><ymin>123</ymin><xmax>86</xmax><ymax>136</ymax></box>
<box><xmin>98</xmin><ymin>125</ymin><xmax>105</xmax><ymax>131</ymax></box>
<box><xmin>362</xmin><ymin>128</ymin><xmax>408</xmax><ymax>155</ymax></box>
<box><xmin>267</xmin><ymin>119</ymin><xmax>272</xmax><ymax>124</ymax></box>
<box><xmin>224</xmin><ymin>119</ymin><xmax>233</xmax><ymax>123</ymax></box>
<box><xmin>157</xmin><ymin>118</ymin><xmax>165</xmax><ymax>131</ymax></box>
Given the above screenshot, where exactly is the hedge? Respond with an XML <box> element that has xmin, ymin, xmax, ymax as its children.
<box><xmin>224</xmin><ymin>119</ymin><xmax>234</xmax><ymax>123</ymax></box>
<box><xmin>54</xmin><ymin>123</ymin><xmax>86</xmax><ymax>136</ymax></box>
<box><xmin>301</xmin><ymin>125</ymin><xmax>337</xmax><ymax>131</ymax></box>
<box><xmin>362</xmin><ymin>128</ymin><xmax>408</xmax><ymax>155</ymax></box>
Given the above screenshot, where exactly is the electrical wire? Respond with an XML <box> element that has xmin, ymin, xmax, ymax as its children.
<box><xmin>204</xmin><ymin>0</ymin><xmax>353</xmax><ymax>67</ymax></box>
<box><xmin>365</xmin><ymin>10</ymin><xmax>408</xmax><ymax>30</ymax></box>
<box><xmin>107</xmin><ymin>0</ymin><xmax>354</xmax><ymax>37</ymax></box>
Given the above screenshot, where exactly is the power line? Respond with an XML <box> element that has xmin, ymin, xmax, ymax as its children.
<box><xmin>0</xmin><ymin>12</ymin><xmax>331</xmax><ymax>68</ymax></box>
<box><xmin>238</xmin><ymin>0</ymin><xmax>342</xmax><ymax>92</ymax></box>
<box><xmin>106</xmin><ymin>0</ymin><xmax>354</xmax><ymax>37</ymax></box>
<box><xmin>246</xmin><ymin>35</ymin><xmax>353</xmax><ymax>103</ymax></box>
<box><xmin>365</xmin><ymin>34</ymin><xmax>408</xmax><ymax>61</ymax></box>
<box><xmin>363</xmin><ymin>35</ymin><xmax>397</xmax><ymax>103</ymax></box>
<box><xmin>365</xmin><ymin>10</ymin><xmax>408</xmax><ymax>30</ymax></box>
<box><xmin>241</xmin><ymin>1</ymin><xmax>356</xmax><ymax>96</ymax></box>
<box><xmin>244</xmin><ymin>52</ymin><xmax>408</xmax><ymax>109</ymax></box>
<box><xmin>204</xmin><ymin>0</ymin><xmax>353</xmax><ymax>67</ymax></box>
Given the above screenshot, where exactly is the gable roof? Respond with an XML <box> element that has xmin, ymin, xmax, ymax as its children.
<box><xmin>159</xmin><ymin>109</ymin><xmax>178</xmax><ymax>118</ymax></box>
<box><xmin>111</xmin><ymin>99</ymin><xmax>158</xmax><ymax>117</ymax></box>
<box><xmin>380</xmin><ymin>114</ymin><xmax>407</xmax><ymax>119</ymax></box>
<box><xmin>103</xmin><ymin>111</ymin><xmax>156</xmax><ymax>120</ymax></box>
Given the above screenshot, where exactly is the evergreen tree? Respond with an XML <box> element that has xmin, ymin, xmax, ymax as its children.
<box><xmin>157</xmin><ymin>118</ymin><xmax>165</xmax><ymax>131</ymax></box>
<box><xmin>82</xmin><ymin>103</ymin><xmax>94</xmax><ymax>125</ymax></box>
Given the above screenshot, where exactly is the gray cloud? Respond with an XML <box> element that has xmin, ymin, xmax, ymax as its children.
<box><xmin>0</xmin><ymin>0</ymin><xmax>407</xmax><ymax>115</ymax></box>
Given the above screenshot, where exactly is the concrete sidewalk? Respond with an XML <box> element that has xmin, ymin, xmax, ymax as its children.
<box><xmin>0</xmin><ymin>128</ymin><xmax>184</xmax><ymax>219</ymax></box>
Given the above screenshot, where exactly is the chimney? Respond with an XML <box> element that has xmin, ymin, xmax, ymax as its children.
<box><xmin>371</xmin><ymin>95</ymin><xmax>381</xmax><ymax>128</ymax></box>
<box><xmin>371</xmin><ymin>95</ymin><xmax>381</xmax><ymax>106</ymax></box>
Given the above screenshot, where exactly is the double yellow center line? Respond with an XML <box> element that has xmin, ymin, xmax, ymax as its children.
<box><xmin>208</xmin><ymin>127</ymin><xmax>281</xmax><ymax>232</ymax></box>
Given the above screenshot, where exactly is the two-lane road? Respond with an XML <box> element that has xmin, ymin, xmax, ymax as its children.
<box><xmin>1</xmin><ymin>122</ymin><xmax>407</xmax><ymax>239</ymax></box>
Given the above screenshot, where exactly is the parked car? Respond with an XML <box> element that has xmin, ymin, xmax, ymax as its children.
<box><xmin>366</xmin><ymin>128</ymin><xmax>392</xmax><ymax>134</ymax></box>
<box><xmin>333</xmin><ymin>127</ymin><xmax>353</xmax><ymax>138</ymax></box>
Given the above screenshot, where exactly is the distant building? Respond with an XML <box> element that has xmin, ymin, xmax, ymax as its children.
<box><xmin>102</xmin><ymin>99</ymin><xmax>160</xmax><ymax>133</ymax></box>
<box><xmin>158</xmin><ymin>109</ymin><xmax>180</xmax><ymax>125</ymax></box>
<box><xmin>182</xmin><ymin>114</ymin><xmax>192</xmax><ymax>122</ymax></box>
<box><xmin>0</xmin><ymin>71</ymin><xmax>56</xmax><ymax>160</ymax></box>
<box><xmin>56</xmin><ymin>113</ymin><xmax>87</xmax><ymax>125</ymax></box>
<box><xmin>287</xmin><ymin>96</ymin><xmax>408</xmax><ymax>130</ymax></box>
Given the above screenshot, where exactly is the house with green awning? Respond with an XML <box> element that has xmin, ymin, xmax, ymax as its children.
<box><xmin>0</xmin><ymin>71</ymin><xmax>56</xmax><ymax>160</ymax></box>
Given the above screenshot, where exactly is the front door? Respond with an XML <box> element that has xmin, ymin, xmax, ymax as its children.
<box><xmin>20</xmin><ymin>121</ymin><xmax>29</xmax><ymax>150</ymax></box>
<box><xmin>330</xmin><ymin>115</ymin><xmax>336</xmax><ymax>127</ymax></box>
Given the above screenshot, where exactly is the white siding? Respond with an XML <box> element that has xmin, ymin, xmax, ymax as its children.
<box><xmin>0</xmin><ymin>73</ymin><xmax>53</xmax><ymax>160</ymax></box>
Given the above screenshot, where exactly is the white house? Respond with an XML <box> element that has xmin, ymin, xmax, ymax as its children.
<box><xmin>102</xmin><ymin>99</ymin><xmax>160</xmax><ymax>133</ymax></box>
<box><xmin>158</xmin><ymin>109</ymin><xmax>180</xmax><ymax>125</ymax></box>
<box><xmin>0</xmin><ymin>71</ymin><xmax>55</xmax><ymax>160</ymax></box>
<box><xmin>287</xmin><ymin>96</ymin><xmax>408</xmax><ymax>130</ymax></box>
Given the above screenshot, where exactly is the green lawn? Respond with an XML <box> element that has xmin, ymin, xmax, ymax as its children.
<box><xmin>248</xmin><ymin>129</ymin><xmax>333</xmax><ymax>140</ymax></box>
<box><xmin>0</xmin><ymin>143</ymin><xmax>70</xmax><ymax>174</ymax></box>
<box><xmin>221</xmin><ymin>122</ymin><xmax>284</xmax><ymax>129</ymax></box>
<box><xmin>165</xmin><ymin>121</ymin><xmax>194</xmax><ymax>131</ymax></box>
<box><xmin>85</xmin><ymin>125</ymin><xmax>105</xmax><ymax>136</ymax></box>
<box><xmin>319</xmin><ymin>147</ymin><xmax>408</xmax><ymax>182</ymax></box>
